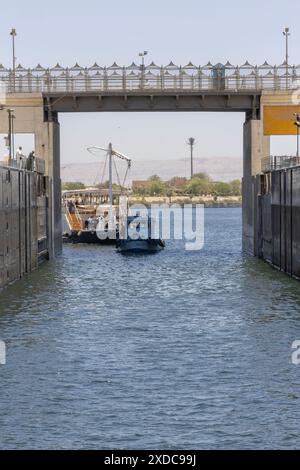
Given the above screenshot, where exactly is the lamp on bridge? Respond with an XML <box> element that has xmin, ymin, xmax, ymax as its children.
<box><xmin>282</xmin><ymin>27</ymin><xmax>290</xmax><ymax>90</ymax></box>
<box><xmin>10</xmin><ymin>28</ymin><xmax>17</xmax><ymax>92</ymax></box>
<box><xmin>138</xmin><ymin>51</ymin><xmax>148</xmax><ymax>68</ymax></box>
<box><xmin>139</xmin><ymin>51</ymin><xmax>148</xmax><ymax>89</ymax></box>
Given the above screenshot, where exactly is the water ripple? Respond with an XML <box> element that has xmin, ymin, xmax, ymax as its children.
<box><xmin>0</xmin><ymin>208</ymin><xmax>300</xmax><ymax>449</ymax></box>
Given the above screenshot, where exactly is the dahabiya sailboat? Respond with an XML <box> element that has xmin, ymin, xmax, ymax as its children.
<box><xmin>63</xmin><ymin>143</ymin><xmax>165</xmax><ymax>253</ymax></box>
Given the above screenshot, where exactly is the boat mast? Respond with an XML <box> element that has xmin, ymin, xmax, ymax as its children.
<box><xmin>87</xmin><ymin>143</ymin><xmax>131</xmax><ymax>213</ymax></box>
<box><xmin>108</xmin><ymin>142</ymin><xmax>113</xmax><ymax>207</ymax></box>
<box><xmin>107</xmin><ymin>142</ymin><xmax>114</xmax><ymax>227</ymax></box>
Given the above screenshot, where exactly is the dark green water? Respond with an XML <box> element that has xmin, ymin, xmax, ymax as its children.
<box><xmin>0</xmin><ymin>208</ymin><xmax>300</xmax><ymax>449</ymax></box>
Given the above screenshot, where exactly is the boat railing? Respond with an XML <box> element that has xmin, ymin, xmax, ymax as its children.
<box><xmin>65</xmin><ymin>202</ymin><xmax>83</xmax><ymax>231</ymax></box>
<box><xmin>74</xmin><ymin>204</ymin><xmax>83</xmax><ymax>225</ymax></box>
<box><xmin>76</xmin><ymin>208</ymin><xmax>98</xmax><ymax>231</ymax></box>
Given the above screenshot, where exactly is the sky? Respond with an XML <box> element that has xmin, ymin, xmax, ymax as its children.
<box><xmin>0</xmin><ymin>0</ymin><xmax>299</xmax><ymax>165</ymax></box>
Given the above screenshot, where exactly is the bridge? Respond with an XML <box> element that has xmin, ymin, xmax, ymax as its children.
<box><xmin>1</xmin><ymin>61</ymin><xmax>299</xmax><ymax>113</ymax></box>
<box><xmin>0</xmin><ymin>60</ymin><xmax>299</xmax><ymax>260</ymax></box>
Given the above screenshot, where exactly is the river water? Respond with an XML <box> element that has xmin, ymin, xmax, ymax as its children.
<box><xmin>0</xmin><ymin>208</ymin><xmax>300</xmax><ymax>449</ymax></box>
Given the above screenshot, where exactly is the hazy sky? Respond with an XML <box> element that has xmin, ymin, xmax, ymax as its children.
<box><xmin>0</xmin><ymin>0</ymin><xmax>299</xmax><ymax>164</ymax></box>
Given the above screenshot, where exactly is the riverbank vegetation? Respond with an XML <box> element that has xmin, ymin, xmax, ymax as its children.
<box><xmin>62</xmin><ymin>173</ymin><xmax>241</xmax><ymax>198</ymax></box>
<box><xmin>132</xmin><ymin>173</ymin><xmax>241</xmax><ymax>198</ymax></box>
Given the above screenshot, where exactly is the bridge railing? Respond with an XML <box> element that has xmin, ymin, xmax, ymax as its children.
<box><xmin>0</xmin><ymin>61</ymin><xmax>299</xmax><ymax>93</ymax></box>
<box><xmin>0</xmin><ymin>156</ymin><xmax>45</xmax><ymax>173</ymax></box>
<box><xmin>262</xmin><ymin>155</ymin><xmax>300</xmax><ymax>172</ymax></box>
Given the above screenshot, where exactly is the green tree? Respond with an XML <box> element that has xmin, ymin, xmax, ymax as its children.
<box><xmin>168</xmin><ymin>176</ymin><xmax>187</xmax><ymax>188</ymax></box>
<box><xmin>148</xmin><ymin>174</ymin><xmax>161</xmax><ymax>182</ymax></box>
<box><xmin>229</xmin><ymin>179</ymin><xmax>241</xmax><ymax>196</ymax></box>
<box><xmin>212</xmin><ymin>182</ymin><xmax>232</xmax><ymax>196</ymax></box>
<box><xmin>62</xmin><ymin>182</ymin><xmax>85</xmax><ymax>190</ymax></box>
<box><xmin>186</xmin><ymin>177</ymin><xmax>211</xmax><ymax>195</ymax></box>
<box><xmin>95</xmin><ymin>181</ymin><xmax>121</xmax><ymax>190</ymax></box>
<box><xmin>95</xmin><ymin>181</ymin><xmax>109</xmax><ymax>189</ymax></box>
<box><xmin>192</xmin><ymin>172</ymin><xmax>211</xmax><ymax>182</ymax></box>
<box><xmin>148</xmin><ymin>179</ymin><xmax>166</xmax><ymax>196</ymax></box>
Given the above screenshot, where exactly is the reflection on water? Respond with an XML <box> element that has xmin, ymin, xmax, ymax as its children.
<box><xmin>0</xmin><ymin>208</ymin><xmax>300</xmax><ymax>449</ymax></box>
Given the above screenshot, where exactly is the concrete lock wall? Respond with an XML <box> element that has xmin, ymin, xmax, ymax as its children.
<box><xmin>0</xmin><ymin>166</ymin><xmax>50</xmax><ymax>290</ymax></box>
<box><xmin>257</xmin><ymin>167</ymin><xmax>300</xmax><ymax>279</ymax></box>
<box><xmin>0</xmin><ymin>93</ymin><xmax>61</xmax><ymax>258</ymax></box>
<box><xmin>242</xmin><ymin>118</ymin><xmax>270</xmax><ymax>256</ymax></box>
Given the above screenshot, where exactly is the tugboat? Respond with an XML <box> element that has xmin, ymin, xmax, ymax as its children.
<box><xmin>63</xmin><ymin>143</ymin><xmax>131</xmax><ymax>244</ymax></box>
<box><xmin>116</xmin><ymin>214</ymin><xmax>165</xmax><ymax>253</ymax></box>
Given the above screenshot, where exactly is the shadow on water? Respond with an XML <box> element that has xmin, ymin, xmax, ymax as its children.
<box><xmin>239</xmin><ymin>254</ymin><xmax>300</xmax><ymax>323</ymax></box>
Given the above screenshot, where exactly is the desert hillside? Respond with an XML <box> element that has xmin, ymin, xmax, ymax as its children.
<box><xmin>61</xmin><ymin>156</ymin><xmax>242</xmax><ymax>184</ymax></box>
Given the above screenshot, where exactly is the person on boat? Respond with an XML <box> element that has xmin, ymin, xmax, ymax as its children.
<box><xmin>87</xmin><ymin>216</ymin><xmax>94</xmax><ymax>230</ymax></box>
<box><xmin>97</xmin><ymin>214</ymin><xmax>104</xmax><ymax>225</ymax></box>
<box><xmin>103</xmin><ymin>211</ymin><xmax>109</xmax><ymax>230</ymax></box>
<box><xmin>26</xmin><ymin>151</ymin><xmax>35</xmax><ymax>171</ymax></box>
<box><xmin>92</xmin><ymin>218</ymin><xmax>98</xmax><ymax>231</ymax></box>
<box><xmin>67</xmin><ymin>200</ymin><xmax>75</xmax><ymax>214</ymax></box>
<box><xmin>16</xmin><ymin>146</ymin><xmax>25</xmax><ymax>169</ymax></box>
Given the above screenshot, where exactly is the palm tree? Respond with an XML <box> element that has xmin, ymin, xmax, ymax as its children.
<box><xmin>187</xmin><ymin>137</ymin><xmax>195</xmax><ymax>179</ymax></box>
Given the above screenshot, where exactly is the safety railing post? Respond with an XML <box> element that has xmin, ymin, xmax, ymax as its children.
<box><xmin>122</xmin><ymin>67</ymin><xmax>126</xmax><ymax>91</ymax></box>
<box><xmin>104</xmin><ymin>68</ymin><xmax>108</xmax><ymax>91</ymax></box>
<box><xmin>160</xmin><ymin>67</ymin><xmax>164</xmax><ymax>90</ymax></box>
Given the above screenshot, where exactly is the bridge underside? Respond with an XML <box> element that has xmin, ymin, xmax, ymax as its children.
<box><xmin>44</xmin><ymin>91</ymin><xmax>261</xmax><ymax>116</ymax></box>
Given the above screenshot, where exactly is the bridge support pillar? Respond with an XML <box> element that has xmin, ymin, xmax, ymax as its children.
<box><xmin>35</xmin><ymin>120</ymin><xmax>62</xmax><ymax>257</ymax></box>
<box><xmin>242</xmin><ymin>119</ymin><xmax>270</xmax><ymax>255</ymax></box>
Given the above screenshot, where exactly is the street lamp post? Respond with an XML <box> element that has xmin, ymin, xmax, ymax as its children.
<box><xmin>283</xmin><ymin>27</ymin><xmax>290</xmax><ymax>89</ymax></box>
<box><xmin>187</xmin><ymin>137</ymin><xmax>195</xmax><ymax>179</ymax></box>
<box><xmin>139</xmin><ymin>51</ymin><xmax>148</xmax><ymax>68</ymax></box>
<box><xmin>10</xmin><ymin>29</ymin><xmax>17</xmax><ymax>92</ymax></box>
<box><xmin>139</xmin><ymin>51</ymin><xmax>148</xmax><ymax>89</ymax></box>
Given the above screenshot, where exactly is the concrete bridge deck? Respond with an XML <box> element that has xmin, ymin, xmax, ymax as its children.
<box><xmin>43</xmin><ymin>90</ymin><xmax>261</xmax><ymax>114</ymax></box>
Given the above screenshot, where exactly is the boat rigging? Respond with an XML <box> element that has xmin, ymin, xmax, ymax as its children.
<box><xmin>87</xmin><ymin>143</ymin><xmax>132</xmax><ymax>205</ymax></box>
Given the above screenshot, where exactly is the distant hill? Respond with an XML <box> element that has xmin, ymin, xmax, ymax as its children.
<box><xmin>61</xmin><ymin>156</ymin><xmax>242</xmax><ymax>185</ymax></box>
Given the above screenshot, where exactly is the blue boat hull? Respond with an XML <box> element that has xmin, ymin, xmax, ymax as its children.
<box><xmin>63</xmin><ymin>230</ymin><xmax>117</xmax><ymax>245</ymax></box>
<box><xmin>116</xmin><ymin>239</ymin><xmax>165</xmax><ymax>253</ymax></box>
